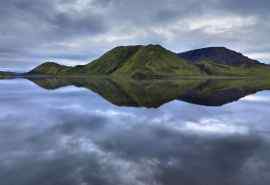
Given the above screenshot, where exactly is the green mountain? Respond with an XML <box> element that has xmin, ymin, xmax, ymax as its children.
<box><xmin>109</xmin><ymin>44</ymin><xmax>202</xmax><ymax>78</ymax></box>
<box><xmin>178</xmin><ymin>47</ymin><xmax>270</xmax><ymax>77</ymax></box>
<box><xmin>26</xmin><ymin>44</ymin><xmax>270</xmax><ymax>79</ymax></box>
<box><xmin>194</xmin><ymin>60</ymin><xmax>270</xmax><ymax>77</ymax></box>
<box><xmin>71</xmin><ymin>44</ymin><xmax>203</xmax><ymax>78</ymax></box>
<box><xmin>28</xmin><ymin>62</ymin><xmax>71</xmax><ymax>75</ymax></box>
<box><xmin>28</xmin><ymin>44</ymin><xmax>203</xmax><ymax>79</ymax></box>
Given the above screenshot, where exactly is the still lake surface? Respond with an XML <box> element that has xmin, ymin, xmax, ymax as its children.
<box><xmin>1</xmin><ymin>78</ymin><xmax>270</xmax><ymax>185</ymax></box>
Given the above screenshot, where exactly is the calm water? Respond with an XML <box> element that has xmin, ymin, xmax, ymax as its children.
<box><xmin>1</xmin><ymin>78</ymin><xmax>270</xmax><ymax>185</ymax></box>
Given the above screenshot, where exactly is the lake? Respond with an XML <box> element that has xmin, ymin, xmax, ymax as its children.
<box><xmin>0</xmin><ymin>78</ymin><xmax>270</xmax><ymax>185</ymax></box>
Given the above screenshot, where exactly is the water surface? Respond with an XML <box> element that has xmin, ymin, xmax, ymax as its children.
<box><xmin>1</xmin><ymin>78</ymin><xmax>270</xmax><ymax>185</ymax></box>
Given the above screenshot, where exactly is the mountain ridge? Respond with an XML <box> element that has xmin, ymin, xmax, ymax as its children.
<box><xmin>2</xmin><ymin>44</ymin><xmax>270</xmax><ymax>79</ymax></box>
<box><xmin>29</xmin><ymin>44</ymin><xmax>205</xmax><ymax>79</ymax></box>
<box><xmin>178</xmin><ymin>47</ymin><xmax>264</xmax><ymax>67</ymax></box>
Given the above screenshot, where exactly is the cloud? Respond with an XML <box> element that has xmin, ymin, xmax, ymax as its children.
<box><xmin>241</xmin><ymin>94</ymin><xmax>270</xmax><ymax>102</ymax></box>
<box><xmin>0</xmin><ymin>0</ymin><xmax>270</xmax><ymax>70</ymax></box>
<box><xmin>1</xmin><ymin>79</ymin><xmax>270</xmax><ymax>185</ymax></box>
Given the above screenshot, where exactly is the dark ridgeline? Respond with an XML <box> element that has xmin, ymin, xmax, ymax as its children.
<box><xmin>27</xmin><ymin>77</ymin><xmax>270</xmax><ymax>107</ymax></box>
<box><xmin>178</xmin><ymin>47</ymin><xmax>263</xmax><ymax>66</ymax></box>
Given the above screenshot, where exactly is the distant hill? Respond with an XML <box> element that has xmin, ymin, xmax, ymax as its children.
<box><xmin>178</xmin><ymin>47</ymin><xmax>263</xmax><ymax>66</ymax></box>
<box><xmin>178</xmin><ymin>47</ymin><xmax>270</xmax><ymax>76</ymax></box>
<box><xmin>28</xmin><ymin>62</ymin><xmax>71</xmax><ymax>75</ymax></box>
<box><xmin>24</xmin><ymin>44</ymin><xmax>270</xmax><ymax>79</ymax></box>
<box><xmin>0</xmin><ymin>71</ymin><xmax>16</xmax><ymax>79</ymax></box>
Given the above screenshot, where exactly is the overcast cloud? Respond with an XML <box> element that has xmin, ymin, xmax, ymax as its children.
<box><xmin>0</xmin><ymin>0</ymin><xmax>270</xmax><ymax>71</ymax></box>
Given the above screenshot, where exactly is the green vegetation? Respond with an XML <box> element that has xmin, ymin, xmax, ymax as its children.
<box><xmin>112</xmin><ymin>45</ymin><xmax>203</xmax><ymax>78</ymax></box>
<box><xmin>196</xmin><ymin>60</ymin><xmax>270</xmax><ymax>77</ymax></box>
<box><xmin>26</xmin><ymin>44</ymin><xmax>204</xmax><ymax>79</ymax></box>
<box><xmin>80</xmin><ymin>45</ymin><xmax>142</xmax><ymax>75</ymax></box>
<box><xmin>2</xmin><ymin>44</ymin><xmax>270</xmax><ymax>107</ymax></box>
<box><xmin>28</xmin><ymin>62</ymin><xmax>71</xmax><ymax>75</ymax></box>
<box><xmin>23</xmin><ymin>44</ymin><xmax>270</xmax><ymax>79</ymax></box>
<box><xmin>60</xmin><ymin>44</ymin><xmax>203</xmax><ymax>79</ymax></box>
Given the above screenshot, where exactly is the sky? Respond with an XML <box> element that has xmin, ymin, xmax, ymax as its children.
<box><xmin>1</xmin><ymin>0</ymin><xmax>270</xmax><ymax>71</ymax></box>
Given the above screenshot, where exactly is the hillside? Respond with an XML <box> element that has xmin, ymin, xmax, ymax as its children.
<box><xmin>63</xmin><ymin>44</ymin><xmax>203</xmax><ymax>78</ymax></box>
<box><xmin>178</xmin><ymin>47</ymin><xmax>263</xmax><ymax>66</ymax></box>
<box><xmin>77</xmin><ymin>45</ymin><xmax>142</xmax><ymax>75</ymax></box>
<box><xmin>26</xmin><ymin>44</ymin><xmax>270</xmax><ymax>79</ymax></box>
<box><xmin>194</xmin><ymin>60</ymin><xmax>270</xmax><ymax>76</ymax></box>
<box><xmin>28</xmin><ymin>62</ymin><xmax>71</xmax><ymax>75</ymax></box>
<box><xmin>111</xmin><ymin>44</ymin><xmax>202</xmax><ymax>78</ymax></box>
<box><xmin>178</xmin><ymin>47</ymin><xmax>270</xmax><ymax>77</ymax></box>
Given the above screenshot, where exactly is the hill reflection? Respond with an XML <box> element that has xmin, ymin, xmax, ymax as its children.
<box><xmin>25</xmin><ymin>77</ymin><xmax>270</xmax><ymax>107</ymax></box>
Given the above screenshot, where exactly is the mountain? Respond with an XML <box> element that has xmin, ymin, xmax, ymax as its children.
<box><xmin>28</xmin><ymin>44</ymin><xmax>203</xmax><ymax>79</ymax></box>
<box><xmin>178</xmin><ymin>47</ymin><xmax>263</xmax><ymax>66</ymax></box>
<box><xmin>28</xmin><ymin>62</ymin><xmax>71</xmax><ymax>75</ymax></box>
<box><xmin>108</xmin><ymin>44</ymin><xmax>202</xmax><ymax>78</ymax></box>
<box><xmin>67</xmin><ymin>44</ymin><xmax>203</xmax><ymax>78</ymax></box>
<box><xmin>73</xmin><ymin>45</ymin><xmax>142</xmax><ymax>75</ymax></box>
<box><xmin>178</xmin><ymin>47</ymin><xmax>270</xmax><ymax>76</ymax></box>
<box><xmin>178</xmin><ymin>47</ymin><xmax>264</xmax><ymax>67</ymax></box>
<box><xmin>26</xmin><ymin>45</ymin><xmax>270</xmax><ymax>79</ymax></box>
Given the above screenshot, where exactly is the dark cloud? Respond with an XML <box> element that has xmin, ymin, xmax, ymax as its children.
<box><xmin>217</xmin><ymin>0</ymin><xmax>270</xmax><ymax>16</ymax></box>
<box><xmin>0</xmin><ymin>0</ymin><xmax>270</xmax><ymax>70</ymax></box>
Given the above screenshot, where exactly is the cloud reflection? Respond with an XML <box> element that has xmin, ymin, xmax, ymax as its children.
<box><xmin>0</xmin><ymin>79</ymin><xmax>270</xmax><ymax>185</ymax></box>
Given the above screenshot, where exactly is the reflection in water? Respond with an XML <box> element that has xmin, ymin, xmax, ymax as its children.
<box><xmin>0</xmin><ymin>78</ymin><xmax>270</xmax><ymax>185</ymax></box>
<box><xmin>29</xmin><ymin>77</ymin><xmax>270</xmax><ymax>107</ymax></box>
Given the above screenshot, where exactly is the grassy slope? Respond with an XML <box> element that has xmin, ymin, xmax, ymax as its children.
<box><xmin>65</xmin><ymin>46</ymin><xmax>142</xmax><ymax>75</ymax></box>
<box><xmin>28</xmin><ymin>62</ymin><xmax>71</xmax><ymax>75</ymax></box>
<box><xmin>196</xmin><ymin>60</ymin><xmax>270</xmax><ymax>77</ymax></box>
<box><xmin>28</xmin><ymin>45</ymin><xmax>204</xmax><ymax>78</ymax></box>
<box><xmin>65</xmin><ymin>44</ymin><xmax>203</xmax><ymax>78</ymax></box>
<box><xmin>113</xmin><ymin>45</ymin><xmax>203</xmax><ymax>78</ymax></box>
<box><xmin>27</xmin><ymin>45</ymin><xmax>270</xmax><ymax>79</ymax></box>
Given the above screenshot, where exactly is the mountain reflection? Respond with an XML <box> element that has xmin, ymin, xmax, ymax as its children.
<box><xmin>27</xmin><ymin>77</ymin><xmax>270</xmax><ymax>107</ymax></box>
<box><xmin>1</xmin><ymin>78</ymin><xmax>270</xmax><ymax>185</ymax></box>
